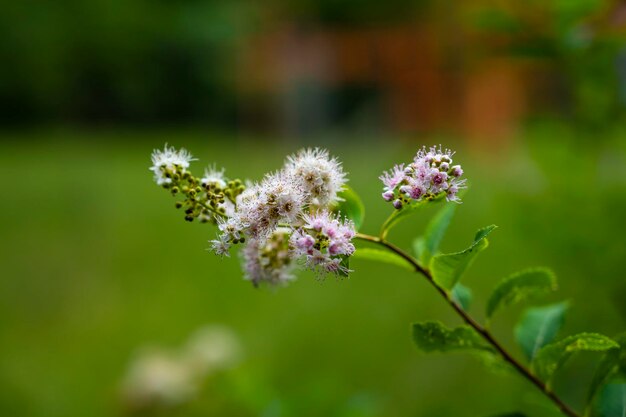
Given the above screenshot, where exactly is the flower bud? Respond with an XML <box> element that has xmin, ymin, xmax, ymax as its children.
<box><xmin>382</xmin><ymin>190</ymin><xmax>394</xmax><ymax>201</ymax></box>
<box><xmin>393</xmin><ymin>199</ymin><xmax>403</xmax><ymax>210</ymax></box>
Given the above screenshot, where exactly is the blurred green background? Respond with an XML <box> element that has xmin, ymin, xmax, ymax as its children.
<box><xmin>2</xmin><ymin>1</ymin><xmax>626</xmax><ymax>416</ymax></box>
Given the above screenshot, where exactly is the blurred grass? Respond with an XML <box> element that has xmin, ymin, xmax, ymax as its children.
<box><xmin>1</xmin><ymin>127</ymin><xmax>626</xmax><ymax>417</ymax></box>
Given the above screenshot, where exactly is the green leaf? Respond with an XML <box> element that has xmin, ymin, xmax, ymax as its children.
<box><xmin>430</xmin><ymin>225</ymin><xmax>497</xmax><ymax>291</ymax></box>
<box><xmin>486</xmin><ymin>413</ymin><xmax>528</xmax><ymax>417</ymax></box>
<box><xmin>486</xmin><ymin>268</ymin><xmax>557</xmax><ymax>319</ymax></box>
<box><xmin>595</xmin><ymin>383</ymin><xmax>626</xmax><ymax>417</ymax></box>
<box><xmin>335</xmin><ymin>185</ymin><xmax>365</xmax><ymax>230</ymax></box>
<box><xmin>351</xmin><ymin>248</ymin><xmax>413</xmax><ymax>272</ymax></box>
<box><xmin>451</xmin><ymin>283</ymin><xmax>473</xmax><ymax>311</ymax></box>
<box><xmin>477</xmin><ymin>350</ymin><xmax>515</xmax><ymax>375</ymax></box>
<box><xmin>412</xmin><ymin>321</ymin><xmax>492</xmax><ymax>353</ymax></box>
<box><xmin>514</xmin><ymin>302</ymin><xmax>569</xmax><ymax>361</ymax></box>
<box><xmin>413</xmin><ymin>202</ymin><xmax>457</xmax><ymax>266</ymax></box>
<box><xmin>474</xmin><ymin>225</ymin><xmax>497</xmax><ymax>242</ymax></box>
<box><xmin>587</xmin><ymin>333</ymin><xmax>626</xmax><ymax>410</ymax></box>
<box><xmin>380</xmin><ymin>194</ymin><xmax>446</xmax><ymax>239</ymax></box>
<box><xmin>533</xmin><ymin>333</ymin><xmax>619</xmax><ymax>383</ymax></box>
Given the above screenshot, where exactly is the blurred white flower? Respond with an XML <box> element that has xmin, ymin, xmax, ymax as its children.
<box><xmin>121</xmin><ymin>349</ymin><xmax>196</xmax><ymax>409</ymax></box>
<box><xmin>182</xmin><ymin>325</ymin><xmax>242</xmax><ymax>375</ymax></box>
<box><xmin>120</xmin><ymin>325</ymin><xmax>242</xmax><ymax>411</ymax></box>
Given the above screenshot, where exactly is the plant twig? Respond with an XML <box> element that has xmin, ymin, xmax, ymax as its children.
<box><xmin>355</xmin><ymin>232</ymin><xmax>580</xmax><ymax>417</ymax></box>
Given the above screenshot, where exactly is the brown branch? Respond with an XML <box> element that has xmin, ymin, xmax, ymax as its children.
<box><xmin>355</xmin><ymin>232</ymin><xmax>580</xmax><ymax>417</ymax></box>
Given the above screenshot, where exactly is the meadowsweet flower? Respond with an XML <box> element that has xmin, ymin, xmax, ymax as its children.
<box><xmin>201</xmin><ymin>165</ymin><xmax>227</xmax><ymax>188</ymax></box>
<box><xmin>262</xmin><ymin>171</ymin><xmax>306</xmax><ymax>224</ymax></box>
<box><xmin>209</xmin><ymin>234</ymin><xmax>232</xmax><ymax>257</ymax></box>
<box><xmin>380</xmin><ymin>164</ymin><xmax>406</xmax><ymax>192</ymax></box>
<box><xmin>150</xmin><ymin>145</ymin><xmax>248</xmax><ymax>227</ymax></box>
<box><xmin>284</xmin><ymin>148</ymin><xmax>347</xmax><ymax>207</ymax></box>
<box><xmin>241</xmin><ymin>228</ymin><xmax>295</xmax><ymax>286</ymax></box>
<box><xmin>218</xmin><ymin>216</ymin><xmax>246</xmax><ymax>242</ymax></box>
<box><xmin>291</xmin><ymin>211</ymin><xmax>355</xmax><ymax>277</ymax></box>
<box><xmin>234</xmin><ymin>172</ymin><xmax>305</xmax><ymax>239</ymax></box>
<box><xmin>150</xmin><ymin>144</ymin><xmax>358</xmax><ymax>286</ymax></box>
<box><xmin>234</xmin><ymin>185</ymin><xmax>275</xmax><ymax>239</ymax></box>
<box><xmin>380</xmin><ymin>145</ymin><xmax>466</xmax><ymax>206</ymax></box>
<box><xmin>150</xmin><ymin>145</ymin><xmax>196</xmax><ymax>186</ymax></box>
<box><xmin>209</xmin><ymin>215</ymin><xmax>249</xmax><ymax>257</ymax></box>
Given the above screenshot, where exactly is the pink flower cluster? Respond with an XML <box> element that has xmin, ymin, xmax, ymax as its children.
<box><xmin>290</xmin><ymin>211</ymin><xmax>356</xmax><ymax>276</ymax></box>
<box><xmin>380</xmin><ymin>145</ymin><xmax>466</xmax><ymax>208</ymax></box>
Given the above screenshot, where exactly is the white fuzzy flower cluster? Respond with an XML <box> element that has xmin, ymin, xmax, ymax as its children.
<box><xmin>208</xmin><ymin>148</ymin><xmax>355</xmax><ymax>286</ymax></box>
<box><xmin>121</xmin><ymin>325</ymin><xmax>241</xmax><ymax>411</ymax></box>
<box><xmin>150</xmin><ymin>145</ymin><xmax>244</xmax><ymax>224</ymax></box>
<box><xmin>284</xmin><ymin>148</ymin><xmax>346</xmax><ymax>207</ymax></box>
<box><xmin>380</xmin><ymin>145</ymin><xmax>466</xmax><ymax>208</ymax></box>
<box><xmin>149</xmin><ymin>145</ymin><xmax>195</xmax><ymax>186</ymax></box>
<box><xmin>150</xmin><ymin>145</ymin><xmax>356</xmax><ymax>286</ymax></box>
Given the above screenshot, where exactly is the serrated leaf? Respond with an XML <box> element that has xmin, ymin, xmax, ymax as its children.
<box><xmin>514</xmin><ymin>302</ymin><xmax>569</xmax><ymax>361</ymax></box>
<box><xmin>452</xmin><ymin>283</ymin><xmax>473</xmax><ymax>311</ymax></box>
<box><xmin>429</xmin><ymin>225</ymin><xmax>497</xmax><ymax>291</ymax></box>
<box><xmin>380</xmin><ymin>194</ymin><xmax>446</xmax><ymax>239</ymax></box>
<box><xmin>595</xmin><ymin>383</ymin><xmax>626</xmax><ymax>417</ymax></box>
<box><xmin>413</xmin><ymin>202</ymin><xmax>457</xmax><ymax>266</ymax></box>
<box><xmin>351</xmin><ymin>248</ymin><xmax>413</xmax><ymax>272</ymax></box>
<box><xmin>533</xmin><ymin>333</ymin><xmax>619</xmax><ymax>383</ymax></box>
<box><xmin>412</xmin><ymin>321</ymin><xmax>492</xmax><ymax>353</ymax></box>
<box><xmin>486</xmin><ymin>268</ymin><xmax>557</xmax><ymax>319</ymax></box>
<box><xmin>587</xmin><ymin>333</ymin><xmax>626</xmax><ymax>411</ymax></box>
<box><xmin>335</xmin><ymin>185</ymin><xmax>365</xmax><ymax>231</ymax></box>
